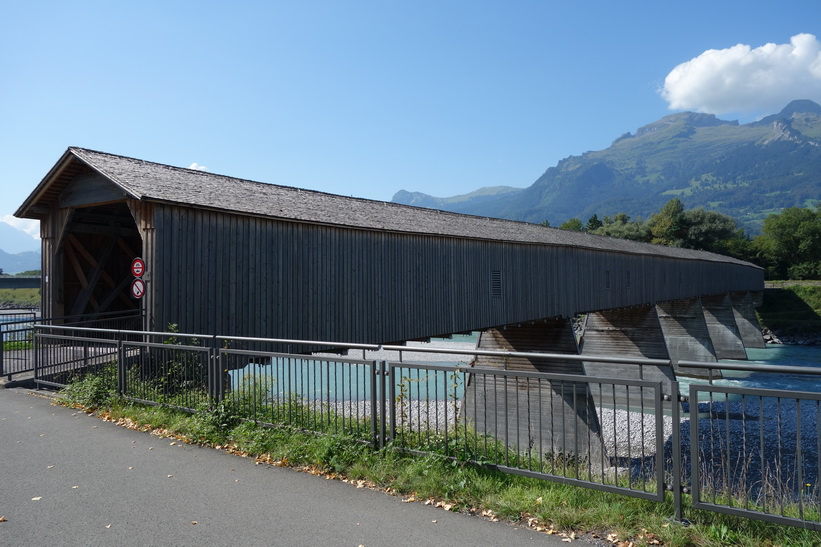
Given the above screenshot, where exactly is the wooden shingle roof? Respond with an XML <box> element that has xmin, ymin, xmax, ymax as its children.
<box><xmin>16</xmin><ymin>147</ymin><xmax>759</xmax><ymax>267</ymax></box>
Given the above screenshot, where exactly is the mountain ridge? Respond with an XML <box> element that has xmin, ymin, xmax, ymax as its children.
<box><xmin>392</xmin><ymin>100</ymin><xmax>821</xmax><ymax>233</ymax></box>
<box><xmin>0</xmin><ymin>221</ymin><xmax>40</xmax><ymax>274</ymax></box>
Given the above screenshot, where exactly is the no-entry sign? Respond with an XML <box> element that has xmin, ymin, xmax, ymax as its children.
<box><xmin>131</xmin><ymin>257</ymin><xmax>146</xmax><ymax>278</ymax></box>
<box><xmin>131</xmin><ymin>278</ymin><xmax>146</xmax><ymax>299</ymax></box>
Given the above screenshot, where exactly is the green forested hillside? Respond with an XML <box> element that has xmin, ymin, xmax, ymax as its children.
<box><xmin>393</xmin><ymin>100</ymin><xmax>821</xmax><ymax>233</ymax></box>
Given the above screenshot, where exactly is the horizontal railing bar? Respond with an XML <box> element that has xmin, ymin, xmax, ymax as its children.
<box><xmin>690</xmin><ymin>382</ymin><xmax>821</xmax><ymax>401</ymax></box>
<box><xmin>37</xmin><ymin>324</ymin><xmax>207</xmax><ymax>340</ymax></box>
<box><xmin>679</xmin><ymin>360</ymin><xmax>821</xmax><ymax>376</ymax></box>
<box><xmin>122</xmin><ymin>340</ymin><xmax>211</xmax><ymax>352</ymax></box>
<box><xmin>691</xmin><ymin>501</ymin><xmax>821</xmax><ymax>532</ymax></box>
<box><xmin>382</xmin><ymin>344</ymin><xmax>672</xmax><ymax>367</ymax></box>
<box><xmin>220</xmin><ymin>348</ymin><xmax>375</xmax><ymax>365</ymax></box>
<box><xmin>389</xmin><ymin>360</ymin><xmax>665</xmax><ymax>388</ymax></box>
<box><xmin>35</xmin><ymin>333</ymin><xmax>120</xmax><ymax>345</ymax></box>
<box><xmin>221</xmin><ymin>334</ymin><xmax>381</xmax><ymax>351</ymax></box>
<box><xmin>0</xmin><ymin>318</ymin><xmax>38</xmax><ymax>327</ymax></box>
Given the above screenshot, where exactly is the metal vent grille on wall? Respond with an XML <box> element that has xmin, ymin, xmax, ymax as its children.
<box><xmin>491</xmin><ymin>270</ymin><xmax>502</xmax><ymax>298</ymax></box>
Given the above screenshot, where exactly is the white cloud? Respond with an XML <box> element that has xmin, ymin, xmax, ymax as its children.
<box><xmin>188</xmin><ymin>162</ymin><xmax>208</xmax><ymax>171</ymax></box>
<box><xmin>1</xmin><ymin>214</ymin><xmax>40</xmax><ymax>239</ymax></box>
<box><xmin>660</xmin><ymin>33</ymin><xmax>821</xmax><ymax>116</ymax></box>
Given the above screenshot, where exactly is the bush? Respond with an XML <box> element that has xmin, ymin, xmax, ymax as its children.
<box><xmin>60</xmin><ymin>367</ymin><xmax>119</xmax><ymax>408</ymax></box>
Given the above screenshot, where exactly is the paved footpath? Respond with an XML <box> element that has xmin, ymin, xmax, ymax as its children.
<box><xmin>0</xmin><ymin>388</ymin><xmax>587</xmax><ymax>546</ymax></box>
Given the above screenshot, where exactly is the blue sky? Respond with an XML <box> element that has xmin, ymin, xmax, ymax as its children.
<box><xmin>2</xmin><ymin>1</ymin><xmax>820</xmax><ymax>241</ymax></box>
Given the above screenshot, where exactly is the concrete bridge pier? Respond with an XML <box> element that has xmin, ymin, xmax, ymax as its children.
<box><xmin>656</xmin><ymin>298</ymin><xmax>719</xmax><ymax>378</ymax></box>
<box><xmin>579</xmin><ymin>305</ymin><xmax>676</xmax><ymax>403</ymax></box>
<box><xmin>465</xmin><ymin>318</ymin><xmax>605</xmax><ymax>462</ymax></box>
<box><xmin>731</xmin><ymin>291</ymin><xmax>766</xmax><ymax>350</ymax></box>
<box><xmin>701</xmin><ymin>294</ymin><xmax>748</xmax><ymax>360</ymax></box>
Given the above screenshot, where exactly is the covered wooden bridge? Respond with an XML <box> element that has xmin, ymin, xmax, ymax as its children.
<box><xmin>15</xmin><ymin>147</ymin><xmax>764</xmax><ymax>367</ymax></box>
<box><xmin>16</xmin><ymin>147</ymin><xmax>768</xmax><ymax>458</ymax></box>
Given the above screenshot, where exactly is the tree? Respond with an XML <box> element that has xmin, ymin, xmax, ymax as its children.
<box><xmin>753</xmin><ymin>206</ymin><xmax>821</xmax><ymax>279</ymax></box>
<box><xmin>647</xmin><ymin>198</ymin><xmax>686</xmax><ymax>246</ymax></box>
<box><xmin>559</xmin><ymin>218</ymin><xmax>584</xmax><ymax>231</ymax></box>
<box><xmin>591</xmin><ymin>213</ymin><xmax>650</xmax><ymax>242</ymax></box>
<box><xmin>539</xmin><ymin>219</ymin><xmax>551</xmax><ymax>227</ymax></box>
<box><xmin>585</xmin><ymin>214</ymin><xmax>603</xmax><ymax>231</ymax></box>
<box><xmin>680</xmin><ymin>208</ymin><xmax>743</xmax><ymax>254</ymax></box>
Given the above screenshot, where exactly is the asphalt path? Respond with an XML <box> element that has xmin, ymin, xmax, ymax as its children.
<box><xmin>0</xmin><ymin>387</ymin><xmax>584</xmax><ymax>546</ymax></box>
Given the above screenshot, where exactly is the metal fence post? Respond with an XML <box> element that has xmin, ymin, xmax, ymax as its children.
<box><xmin>212</xmin><ymin>347</ymin><xmax>225</xmax><ymax>402</ymax></box>
<box><xmin>370</xmin><ymin>361</ymin><xmax>379</xmax><ymax>447</ymax></box>
<box><xmin>670</xmin><ymin>381</ymin><xmax>685</xmax><ymax>523</ymax></box>
<box><xmin>379</xmin><ymin>360</ymin><xmax>387</xmax><ymax>449</ymax></box>
<box><xmin>388</xmin><ymin>361</ymin><xmax>396</xmax><ymax>443</ymax></box>
<box><xmin>117</xmin><ymin>340</ymin><xmax>126</xmax><ymax>395</ymax></box>
<box><xmin>0</xmin><ymin>330</ymin><xmax>5</xmax><ymax>378</ymax></box>
<box><xmin>33</xmin><ymin>330</ymin><xmax>40</xmax><ymax>388</ymax></box>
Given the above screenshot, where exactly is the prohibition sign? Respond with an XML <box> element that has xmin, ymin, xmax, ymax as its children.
<box><xmin>131</xmin><ymin>257</ymin><xmax>146</xmax><ymax>278</ymax></box>
<box><xmin>131</xmin><ymin>278</ymin><xmax>146</xmax><ymax>299</ymax></box>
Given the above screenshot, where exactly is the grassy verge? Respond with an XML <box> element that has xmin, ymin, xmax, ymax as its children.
<box><xmin>0</xmin><ymin>288</ymin><xmax>40</xmax><ymax>308</ymax></box>
<box><xmin>55</xmin><ymin>373</ymin><xmax>821</xmax><ymax>546</ymax></box>
<box><xmin>759</xmin><ymin>282</ymin><xmax>821</xmax><ymax>335</ymax></box>
<box><xmin>2</xmin><ymin>340</ymin><xmax>32</xmax><ymax>351</ymax></box>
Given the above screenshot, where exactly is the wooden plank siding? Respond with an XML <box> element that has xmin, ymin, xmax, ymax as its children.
<box><xmin>149</xmin><ymin>203</ymin><xmax>763</xmax><ymax>345</ymax></box>
<box><xmin>16</xmin><ymin>148</ymin><xmax>765</xmax><ymax>346</ymax></box>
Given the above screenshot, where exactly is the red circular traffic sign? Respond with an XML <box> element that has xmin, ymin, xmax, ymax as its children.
<box><xmin>131</xmin><ymin>257</ymin><xmax>146</xmax><ymax>278</ymax></box>
<box><xmin>130</xmin><ymin>278</ymin><xmax>146</xmax><ymax>299</ymax></box>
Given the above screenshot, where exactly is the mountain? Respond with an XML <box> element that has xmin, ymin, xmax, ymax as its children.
<box><xmin>392</xmin><ymin>186</ymin><xmax>525</xmax><ymax>216</ymax></box>
<box><xmin>0</xmin><ymin>221</ymin><xmax>40</xmax><ymax>254</ymax></box>
<box><xmin>0</xmin><ymin>221</ymin><xmax>40</xmax><ymax>274</ymax></box>
<box><xmin>0</xmin><ymin>249</ymin><xmax>40</xmax><ymax>274</ymax></box>
<box><xmin>392</xmin><ymin>100</ymin><xmax>821</xmax><ymax>233</ymax></box>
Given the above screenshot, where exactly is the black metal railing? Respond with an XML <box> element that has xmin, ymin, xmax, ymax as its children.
<box><xmin>22</xmin><ymin>326</ymin><xmax>821</xmax><ymax>531</ymax></box>
<box><xmin>0</xmin><ymin>310</ymin><xmax>143</xmax><ymax>379</ymax></box>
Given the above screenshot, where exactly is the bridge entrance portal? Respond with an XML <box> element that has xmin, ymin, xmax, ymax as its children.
<box><xmin>52</xmin><ymin>202</ymin><xmax>142</xmax><ymax>319</ymax></box>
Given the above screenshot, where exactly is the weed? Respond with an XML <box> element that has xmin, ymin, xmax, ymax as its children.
<box><xmin>60</xmin><ymin>365</ymin><xmax>119</xmax><ymax>408</ymax></box>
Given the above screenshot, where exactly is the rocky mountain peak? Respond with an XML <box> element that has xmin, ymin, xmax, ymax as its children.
<box><xmin>778</xmin><ymin>99</ymin><xmax>821</xmax><ymax>118</ymax></box>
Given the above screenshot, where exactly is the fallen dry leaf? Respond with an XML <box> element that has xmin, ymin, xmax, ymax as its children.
<box><xmin>105</xmin><ymin>524</ymin><xmax>111</xmax><ymax>529</ymax></box>
<box><xmin>191</xmin><ymin>521</ymin><xmax>198</xmax><ymax>525</ymax></box>
<box><xmin>31</xmin><ymin>497</ymin><xmax>42</xmax><ymax>501</ymax></box>
<box><xmin>0</xmin><ymin>516</ymin><xmax>7</xmax><ymax>522</ymax></box>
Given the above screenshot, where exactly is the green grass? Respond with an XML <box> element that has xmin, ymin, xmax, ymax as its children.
<box><xmin>56</xmin><ymin>372</ymin><xmax>821</xmax><ymax>546</ymax></box>
<box><xmin>0</xmin><ymin>288</ymin><xmax>40</xmax><ymax>307</ymax></box>
<box><xmin>2</xmin><ymin>340</ymin><xmax>32</xmax><ymax>351</ymax></box>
